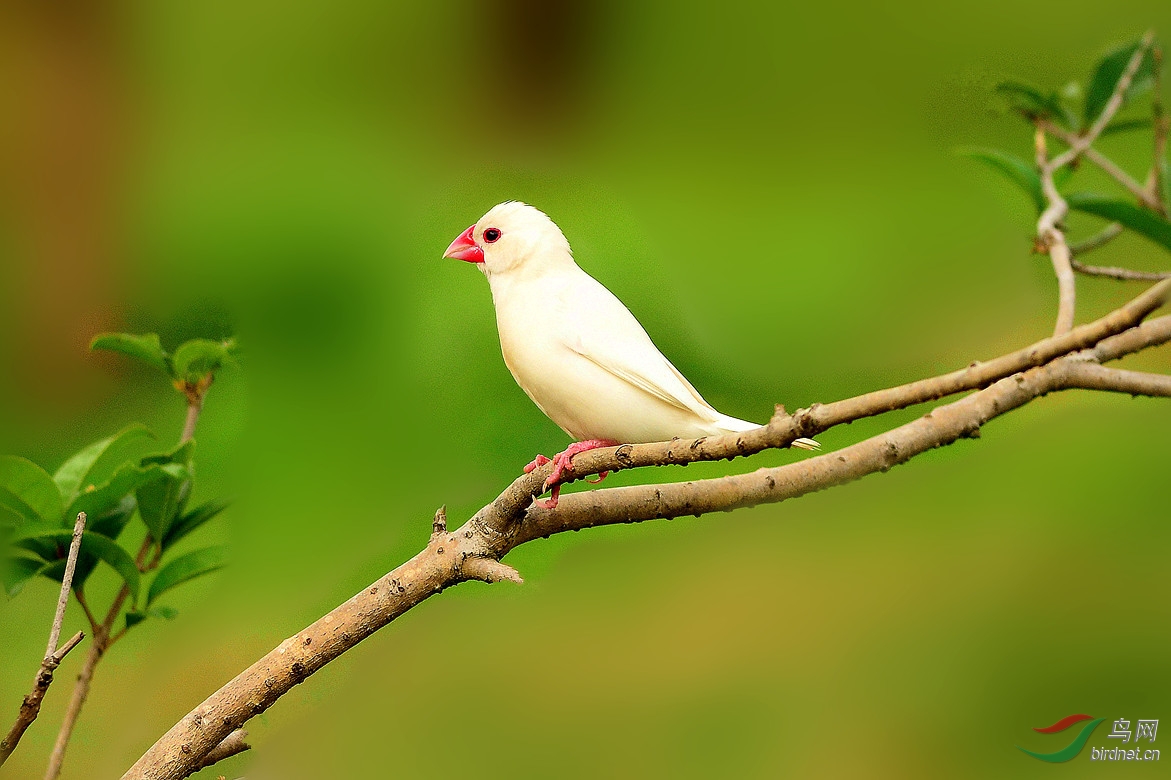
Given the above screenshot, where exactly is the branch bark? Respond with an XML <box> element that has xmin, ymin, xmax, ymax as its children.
<box><xmin>0</xmin><ymin>513</ymin><xmax>88</xmax><ymax>767</ymax></box>
<box><xmin>121</xmin><ymin>278</ymin><xmax>1171</xmax><ymax>780</ymax></box>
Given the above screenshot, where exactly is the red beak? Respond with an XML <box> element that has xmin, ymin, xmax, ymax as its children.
<box><xmin>442</xmin><ymin>224</ymin><xmax>484</xmax><ymax>263</ymax></box>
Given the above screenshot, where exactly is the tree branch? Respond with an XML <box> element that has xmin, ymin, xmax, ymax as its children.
<box><xmin>0</xmin><ymin>513</ymin><xmax>89</xmax><ymax>767</ymax></box>
<box><xmin>517</xmin><ymin>316</ymin><xmax>1171</xmax><ymax>539</ymax></box>
<box><xmin>121</xmin><ymin>278</ymin><xmax>1171</xmax><ymax>780</ymax></box>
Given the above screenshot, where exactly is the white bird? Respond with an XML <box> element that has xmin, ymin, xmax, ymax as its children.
<box><xmin>443</xmin><ymin>201</ymin><xmax>817</xmax><ymax>507</ymax></box>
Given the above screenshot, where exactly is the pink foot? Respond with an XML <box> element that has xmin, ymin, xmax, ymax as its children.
<box><xmin>524</xmin><ymin>453</ymin><xmax>551</xmax><ymax>473</ymax></box>
<box><xmin>544</xmin><ymin>439</ymin><xmax>619</xmax><ymax>489</ymax></box>
<box><xmin>528</xmin><ymin>439</ymin><xmax>617</xmax><ymax>509</ymax></box>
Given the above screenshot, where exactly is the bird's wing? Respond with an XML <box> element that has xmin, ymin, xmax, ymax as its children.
<box><xmin>553</xmin><ymin>271</ymin><xmax>722</xmax><ymax>422</ymax></box>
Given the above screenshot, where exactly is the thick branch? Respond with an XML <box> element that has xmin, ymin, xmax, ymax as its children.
<box><xmin>122</xmin><ymin>277</ymin><xmax>1171</xmax><ymax>780</ymax></box>
<box><xmin>0</xmin><ymin>513</ymin><xmax>88</xmax><ymax>767</ymax></box>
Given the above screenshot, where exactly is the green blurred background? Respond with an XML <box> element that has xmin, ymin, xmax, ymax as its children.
<box><xmin>1</xmin><ymin>1</ymin><xmax>1169</xmax><ymax>777</ymax></box>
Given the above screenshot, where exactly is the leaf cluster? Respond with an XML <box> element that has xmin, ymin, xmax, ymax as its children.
<box><xmin>962</xmin><ymin>36</ymin><xmax>1171</xmax><ymax>253</ymax></box>
<box><xmin>0</xmin><ymin>332</ymin><xmax>235</xmax><ymax>632</ymax></box>
<box><xmin>89</xmin><ymin>333</ymin><xmax>239</xmax><ymax>386</ymax></box>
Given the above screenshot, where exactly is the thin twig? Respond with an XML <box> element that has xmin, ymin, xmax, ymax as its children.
<box><xmin>52</xmin><ymin>633</ymin><xmax>85</xmax><ymax>663</ymax></box>
<box><xmin>1072</xmin><ymin>259</ymin><xmax>1171</xmax><ymax>280</ymax></box>
<box><xmin>1153</xmin><ymin>45</ymin><xmax>1168</xmax><ymax>208</ymax></box>
<box><xmin>1069</xmin><ymin>222</ymin><xmax>1124</xmax><ymax>256</ymax></box>
<box><xmin>46</xmin><ymin>513</ymin><xmax>86</xmax><ymax>658</ymax></box>
<box><xmin>1040</xmin><ymin>120</ymin><xmax>1166</xmax><ymax>215</ymax></box>
<box><xmin>1083</xmin><ymin>146</ymin><xmax>1166</xmax><ymax>215</ymax></box>
<box><xmin>195</xmin><ymin>729</ymin><xmax>250</xmax><ymax>771</ymax></box>
<box><xmin>74</xmin><ymin>590</ymin><xmax>99</xmax><ymax>633</ymax></box>
<box><xmin>0</xmin><ymin>513</ymin><xmax>89</xmax><ymax>768</ymax></box>
<box><xmin>46</xmin><ymin>534</ymin><xmax>152</xmax><ymax>778</ymax></box>
<box><xmin>46</xmin><ymin>638</ymin><xmax>104</xmax><ymax>780</ymax></box>
<box><xmin>1035</xmin><ymin>126</ymin><xmax>1077</xmax><ymax>334</ymax></box>
<box><xmin>1050</xmin><ymin>32</ymin><xmax>1155</xmax><ymax>170</ymax></box>
<box><xmin>121</xmin><ymin>279</ymin><xmax>1171</xmax><ymax>780</ymax></box>
<box><xmin>1060</xmin><ymin>361</ymin><xmax>1171</xmax><ymax>396</ymax></box>
<box><xmin>181</xmin><ymin>402</ymin><xmax>201</xmax><ymax>444</ymax></box>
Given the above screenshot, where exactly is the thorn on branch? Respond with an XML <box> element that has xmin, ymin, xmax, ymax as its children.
<box><xmin>51</xmin><ymin>632</ymin><xmax>85</xmax><ymax>666</ymax></box>
<box><xmin>432</xmin><ymin>506</ymin><xmax>447</xmax><ymax>538</ymax></box>
<box><xmin>461</xmin><ymin>556</ymin><xmax>524</xmax><ymax>585</ymax></box>
<box><xmin>196</xmin><ymin>728</ymin><xmax>251</xmax><ymax>771</ymax></box>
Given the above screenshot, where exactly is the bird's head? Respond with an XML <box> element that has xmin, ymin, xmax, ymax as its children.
<box><xmin>442</xmin><ymin>201</ymin><xmax>573</xmax><ymax>278</ymax></box>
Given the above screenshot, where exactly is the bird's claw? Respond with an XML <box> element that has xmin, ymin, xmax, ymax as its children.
<box><xmin>528</xmin><ymin>439</ymin><xmax>618</xmax><ymax>510</ymax></box>
<box><xmin>524</xmin><ymin>453</ymin><xmax>551</xmax><ymax>473</ymax></box>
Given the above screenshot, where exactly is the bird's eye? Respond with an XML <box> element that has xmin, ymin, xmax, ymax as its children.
<box><xmin>483</xmin><ymin>228</ymin><xmax>501</xmax><ymax>243</ymax></box>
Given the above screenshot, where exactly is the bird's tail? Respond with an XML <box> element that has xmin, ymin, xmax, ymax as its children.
<box><xmin>713</xmin><ymin>414</ymin><xmax>821</xmax><ymax>451</ymax></box>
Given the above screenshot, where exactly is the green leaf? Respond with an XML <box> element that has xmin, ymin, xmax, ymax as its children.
<box><xmin>90</xmin><ymin>332</ymin><xmax>172</xmax><ymax>376</ymax></box>
<box><xmin>1065</xmin><ymin>192</ymin><xmax>1171</xmax><ymax>252</ymax></box>
<box><xmin>125</xmin><ymin>610</ymin><xmax>147</xmax><ymax>630</ymax></box>
<box><xmin>996</xmin><ymin>81</ymin><xmax>1078</xmax><ymax>129</ymax></box>
<box><xmin>147</xmin><ymin>545</ymin><xmax>226</xmax><ymax>606</ymax></box>
<box><xmin>53</xmin><ymin>424</ymin><xmax>153</xmax><ymax>505</ymax></box>
<box><xmin>10</xmin><ymin>522</ymin><xmax>61</xmax><ymax>561</ymax></box>
<box><xmin>956</xmin><ymin>147</ymin><xmax>1044</xmax><ymax>213</ymax></box>
<box><xmin>150</xmin><ymin>605</ymin><xmax>178</xmax><ymax>620</ymax></box>
<box><xmin>3</xmin><ymin>556</ymin><xmax>49</xmax><ymax>598</ymax></box>
<box><xmin>1084</xmin><ymin>40</ymin><xmax>1156</xmax><ymax>124</ymax></box>
<box><xmin>1100</xmin><ymin>117</ymin><xmax>1155</xmax><ymax>136</ymax></box>
<box><xmin>88</xmin><ymin>496</ymin><xmax>137</xmax><ymax>540</ymax></box>
<box><xmin>171</xmin><ymin>338</ymin><xmax>237</xmax><ymax>383</ymax></box>
<box><xmin>138</xmin><ymin>443</ymin><xmax>196</xmax><ymax>543</ymax></box>
<box><xmin>142</xmin><ymin>440</ymin><xmax>196</xmax><ymax>469</ymax></box>
<box><xmin>163</xmin><ymin>498</ymin><xmax>230</xmax><ymax>549</ymax></box>
<box><xmin>14</xmin><ymin>529</ymin><xmax>140</xmax><ymax>600</ymax></box>
<box><xmin>0</xmin><ymin>456</ymin><xmax>64</xmax><ymax>524</ymax></box>
<box><xmin>65</xmin><ymin>461</ymin><xmax>186</xmax><ymax>524</ymax></box>
<box><xmin>137</xmin><ymin>468</ymin><xmax>189</xmax><ymax>544</ymax></box>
